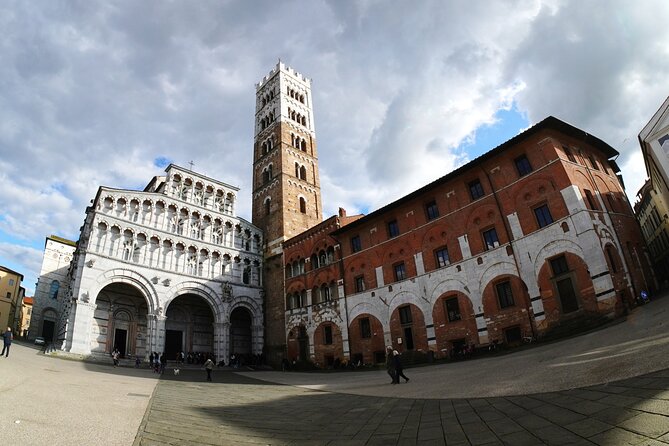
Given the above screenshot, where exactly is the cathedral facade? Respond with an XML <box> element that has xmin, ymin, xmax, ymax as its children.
<box><xmin>31</xmin><ymin>165</ymin><xmax>264</xmax><ymax>362</ymax></box>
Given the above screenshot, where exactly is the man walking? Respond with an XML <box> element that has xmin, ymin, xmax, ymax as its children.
<box><xmin>204</xmin><ymin>357</ymin><xmax>214</xmax><ymax>382</ymax></box>
<box><xmin>386</xmin><ymin>346</ymin><xmax>396</xmax><ymax>384</ymax></box>
<box><xmin>1</xmin><ymin>327</ymin><xmax>13</xmax><ymax>357</ymax></box>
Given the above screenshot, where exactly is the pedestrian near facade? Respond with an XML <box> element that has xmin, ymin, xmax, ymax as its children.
<box><xmin>1</xmin><ymin>327</ymin><xmax>13</xmax><ymax>357</ymax></box>
<box><xmin>112</xmin><ymin>349</ymin><xmax>120</xmax><ymax>367</ymax></box>
<box><xmin>393</xmin><ymin>350</ymin><xmax>409</xmax><ymax>383</ymax></box>
<box><xmin>385</xmin><ymin>346</ymin><xmax>396</xmax><ymax>384</ymax></box>
<box><xmin>204</xmin><ymin>358</ymin><xmax>214</xmax><ymax>381</ymax></box>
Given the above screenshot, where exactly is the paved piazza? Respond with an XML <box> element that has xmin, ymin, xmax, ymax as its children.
<box><xmin>3</xmin><ymin>293</ymin><xmax>669</xmax><ymax>445</ymax></box>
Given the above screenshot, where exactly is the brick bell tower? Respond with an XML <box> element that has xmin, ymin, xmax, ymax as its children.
<box><xmin>252</xmin><ymin>62</ymin><xmax>323</xmax><ymax>362</ymax></box>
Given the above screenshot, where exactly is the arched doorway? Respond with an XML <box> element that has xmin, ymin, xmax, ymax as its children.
<box><xmin>94</xmin><ymin>283</ymin><xmax>149</xmax><ymax>358</ymax></box>
<box><xmin>165</xmin><ymin>294</ymin><xmax>215</xmax><ymax>360</ymax></box>
<box><xmin>230</xmin><ymin>307</ymin><xmax>252</xmax><ymax>357</ymax></box>
<box><xmin>41</xmin><ymin>309</ymin><xmax>58</xmax><ymax>342</ymax></box>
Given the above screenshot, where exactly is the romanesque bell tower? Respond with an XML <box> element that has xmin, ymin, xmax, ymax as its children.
<box><xmin>252</xmin><ymin>62</ymin><xmax>323</xmax><ymax>361</ymax></box>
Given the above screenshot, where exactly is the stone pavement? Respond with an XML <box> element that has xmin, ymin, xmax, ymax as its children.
<box><xmin>135</xmin><ymin>367</ymin><xmax>669</xmax><ymax>445</ymax></box>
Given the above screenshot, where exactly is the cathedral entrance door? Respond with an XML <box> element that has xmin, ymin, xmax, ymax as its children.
<box><xmin>165</xmin><ymin>330</ymin><xmax>183</xmax><ymax>359</ymax></box>
<box><xmin>42</xmin><ymin>320</ymin><xmax>55</xmax><ymax>342</ymax></box>
<box><xmin>114</xmin><ymin>329</ymin><xmax>127</xmax><ymax>357</ymax></box>
<box><xmin>230</xmin><ymin>308</ymin><xmax>252</xmax><ymax>356</ymax></box>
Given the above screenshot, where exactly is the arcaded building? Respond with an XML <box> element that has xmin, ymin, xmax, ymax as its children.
<box><xmin>32</xmin><ymin>164</ymin><xmax>264</xmax><ymax>362</ymax></box>
<box><xmin>277</xmin><ymin>115</ymin><xmax>654</xmax><ymax>364</ymax></box>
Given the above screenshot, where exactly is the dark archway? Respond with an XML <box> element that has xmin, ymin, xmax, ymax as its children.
<box><xmin>95</xmin><ymin>282</ymin><xmax>149</xmax><ymax>358</ymax></box>
<box><xmin>165</xmin><ymin>293</ymin><xmax>215</xmax><ymax>360</ymax></box>
<box><xmin>230</xmin><ymin>307</ymin><xmax>252</xmax><ymax>357</ymax></box>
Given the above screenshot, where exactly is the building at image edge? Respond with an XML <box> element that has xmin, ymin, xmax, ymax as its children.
<box><xmin>281</xmin><ymin>116</ymin><xmax>654</xmax><ymax>367</ymax></box>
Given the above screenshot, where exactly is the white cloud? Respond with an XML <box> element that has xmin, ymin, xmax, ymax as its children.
<box><xmin>0</xmin><ymin>0</ymin><xmax>666</xmax><ymax>288</ymax></box>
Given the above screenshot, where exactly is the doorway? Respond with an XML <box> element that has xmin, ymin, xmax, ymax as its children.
<box><xmin>114</xmin><ymin>328</ymin><xmax>127</xmax><ymax>357</ymax></box>
<box><xmin>42</xmin><ymin>320</ymin><xmax>55</xmax><ymax>342</ymax></box>
<box><xmin>298</xmin><ymin>326</ymin><xmax>309</xmax><ymax>361</ymax></box>
<box><xmin>230</xmin><ymin>308</ymin><xmax>252</xmax><ymax>356</ymax></box>
<box><xmin>165</xmin><ymin>330</ymin><xmax>183</xmax><ymax>359</ymax></box>
<box><xmin>557</xmin><ymin>277</ymin><xmax>579</xmax><ymax>313</ymax></box>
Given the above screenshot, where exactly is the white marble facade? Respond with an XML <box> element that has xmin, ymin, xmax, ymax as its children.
<box><xmin>48</xmin><ymin>164</ymin><xmax>264</xmax><ymax>362</ymax></box>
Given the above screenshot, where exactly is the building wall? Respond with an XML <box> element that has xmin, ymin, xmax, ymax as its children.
<box><xmin>0</xmin><ymin>267</ymin><xmax>23</xmax><ymax>331</ymax></box>
<box><xmin>279</xmin><ymin>119</ymin><xmax>652</xmax><ymax>364</ymax></box>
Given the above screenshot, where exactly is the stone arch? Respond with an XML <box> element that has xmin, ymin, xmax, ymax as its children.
<box><xmin>388</xmin><ymin>301</ymin><xmax>427</xmax><ymax>352</ymax></box>
<box><xmin>89</xmin><ymin>269</ymin><xmax>158</xmax><ymax>314</ymax></box>
<box><xmin>348</xmin><ymin>301</ymin><xmax>388</xmax><ymax>327</ymax></box>
<box><xmin>428</xmin><ymin>277</ymin><xmax>472</xmax><ymax>307</ymax></box>
<box><xmin>432</xmin><ymin>290</ymin><xmax>478</xmax><ymax>357</ymax></box>
<box><xmin>477</xmin><ymin>260</ymin><xmax>518</xmax><ymax>299</ymax></box>
<box><xmin>40</xmin><ymin>307</ymin><xmax>59</xmax><ymax>342</ymax></box>
<box><xmin>533</xmin><ymin>239</ymin><xmax>585</xmax><ymax>278</ymax></box>
<box><xmin>480</xmin><ymin>273</ymin><xmax>532</xmax><ymax>345</ymax></box>
<box><xmin>164</xmin><ymin>281</ymin><xmax>222</xmax><ymax>320</ymax></box>
<box><xmin>312</xmin><ymin>320</ymin><xmax>343</xmax><ymax>367</ymax></box>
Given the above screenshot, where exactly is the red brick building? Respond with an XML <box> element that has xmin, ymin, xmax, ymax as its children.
<box><xmin>277</xmin><ymin>116</ymin><xmax>652</xmax><ymax>365</ymax></box>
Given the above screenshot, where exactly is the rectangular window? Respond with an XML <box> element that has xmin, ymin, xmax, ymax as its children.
<box><xmin>324</xmin><ymin>325</ymin><xmax>333</xmax><ymax>345</ymax></box>
<box><xmin>351</xmin><ymin>235</ymin><xmax>362</xmax><ymax>253</ymax></box>
<box><xmin>563</xmin><ymin>145</ymin><xmax>576</xmax><ymax>163</ymax></box>
<box><xmin>469</xmin><ymin>179</ymin><xmax>484</xmax><ymax>200</ymax></box>
<box><xmin>435</xmin><ymin>247</ymin><xmax>450</xmax><ymax>268</ymax></box>
<box><xmin>534</xmin><ymin>204</ymin><xmax>554</xmax><ymax>228</ymax></box>
<box><xmin>6</xmin><ymin>292</ymin><xmax>10</xmax><ymax>299</ymax></box>
<box><xmin>360</xmin><ymin>317</ymin><xmax>371</xmax><ymax>339</ymax></box>
<box><xmin>588</xmin><ymin>155</ymin><xmax>600</xmax><ymax>170</ymax></box>
<box><xmin>583</xmin><ymin>189</ymin><xmax>599</xmax><ymax>210</ymax></box>
<box><xmin>388</xmin><ymin>220</ymin><xmax>400</xmax><ymax>238</ymax></box>
<box><xmin>425</xmin><ymin>200</ymin><xmax>439</xmax><ymax>220</ymax></box>
<box><xmin>514</xmin><ymin>154</ymin><xmax>533</xmax><ymax>176</ymax></box>
<box><xmin>354</xmin><ymin>275</ymin><xmax>365</xmax><ymax>293</ymax></box>
<box><xmin>8</xmin><ymin>279</ymin><xmax>14</xmax><ymax>286</ymax></box>
<box><xmin>445</xmin><ymin>297</ymin><xmax>461</xmax><ymax>322</ymax></box>
<box><xmin>394</xmin><ymin>262</ymin><xmax>407</xmax><ymax>281</ymax></box>
<box><xmin>550</xmin><ymin>255</ymin><xmax>569</xmax><ymax>276</ymax></box>
<box><xmin>482</xmin><ymin>227</ymin><xmax>500</xmax><ymax>251</ymax></box>
<box><xmin>496</xmin><ymin>281</ymin><xmax>515</xmax><ymax>309</ymax></box>
<box><xmin>399</xmin><ymin>305</ymin><xmax>412</xmax><ymax>324</ymax></box>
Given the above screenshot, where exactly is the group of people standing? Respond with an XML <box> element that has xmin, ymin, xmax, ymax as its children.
<box><xmin>385</xmin><ymin>346</ymin><xmax>409</xmax><ymax>384</ymax></box>
<box><xmin>149</xmin><ymin>352</ymin><xmax>166</xmax><ymax>373</ymax></box>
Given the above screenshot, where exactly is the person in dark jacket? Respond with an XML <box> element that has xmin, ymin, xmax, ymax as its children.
<box><xmin>1</xmin><ymin>327</ymin><xmax>12</xmax><ymax>357</ymax></box>
<box><xmin>385</xmin><ymin>346</ymin><xmax>396</xmax><ymax>384</ymax></box>
<box><xmin>393</xmin><ymin>350</ymin><xmax>409</xmax><ymax>383</ymax></box>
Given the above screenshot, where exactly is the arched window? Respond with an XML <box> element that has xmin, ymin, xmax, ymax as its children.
<box><xmin>321</xmin><ymin>284</ymin><xmax>330</xmax><ymax>302</ymax></box>
<box><xmin>264</xmin><ymin>197</ymin><xmax>271</xmax><ymax>216</ymax></box>
<box><xmin>311</xmin><ymin>254</ymin><xmax>319</xmax><ymax>269</ymax></box>
<box><xmin>299</xmin><ymin>165</ymin><xmax>307</xmax><ymax>181</ymax></box>
<box><xmin>301</xmin><ymin>116</ymin><xmax>307</xmax><ymax>126</ymax></box>
<box><xmin>286</xmin><ymin>263</ymin><xmax>293</xmax><ymax>278</ymax></box>
<box><xmin>49</xmin><ymin>280</ymin><xmax>60</xmax><ymax>299</ymax></box>
<box><xmin>295</xmin><ymin>162</ymin><xmax>300</xmax><ymax>178</ymax></box>
<box><xmin>312</xmin><ymin>286</ymin><xmax>320</xmax><ymax>304</ymax></box>
<box><xmin>299</xmin><ymin>197</ymin><xmax>306</xmax><ymax>214</ymax></box>
<box><xmin>298</xmin><ymin>259</ymin><xmax>305</xmax><ymax>274</ymax></box>
<box><xmin>301</xmin><ymin>139</ymin><xmax>307</xmax><ymax>151</ymax></box>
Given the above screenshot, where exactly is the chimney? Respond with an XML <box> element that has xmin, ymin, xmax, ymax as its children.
<box><xmin>338</xmin><ymin>207</ymin><xmax>346</xmax><ymax>218</ymax></box>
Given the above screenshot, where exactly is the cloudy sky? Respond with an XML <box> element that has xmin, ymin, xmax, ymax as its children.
<box><xmin>1</xmin><ymin>0</ymin><xmax>667</xmax><ymax>295</ymax></box>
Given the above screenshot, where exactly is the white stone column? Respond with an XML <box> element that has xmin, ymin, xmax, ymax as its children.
<box><xmin>151</xmin><ymin>315</ymin><xmax>167</xmax><ymax>355</ymax></box>
<box><xmin>214</xmin><ymin>322</ymin><xmax>229</xmax><ymax>365</ymax></box>
<box><xmin>67</xmin><ymin>301</ymin><xmax>97</xmax><ymax>355</ymax></box>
